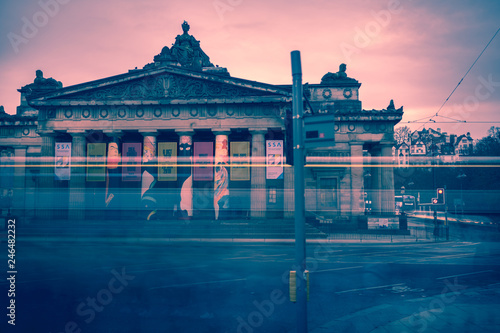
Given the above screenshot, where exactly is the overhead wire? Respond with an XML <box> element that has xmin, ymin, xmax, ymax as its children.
<box><xmin>405</xmin><ymin>121</ymin><xmax>500</xmax><ymax>124</ymax></box>
<box><xmin>406</xmin><ymin>26</ymin><xmax>500</xmax><ymax>131</ymax></box>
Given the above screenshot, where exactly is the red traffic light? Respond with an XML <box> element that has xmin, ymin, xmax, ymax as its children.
<box><xmin>436</xmin><ymin>188</ymin><xmax>445</xmax><ymax>204</ymax></box>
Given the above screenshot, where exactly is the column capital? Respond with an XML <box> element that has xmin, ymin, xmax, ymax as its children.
<box><xmin>68</xmin><ymin>130</ymin><xmax>87</xmax><ymax>137</ymax></box>
<box><xmin>103</xmin><ymin>130</ymin><xmax>122</xmax><ymax>137</ymax></box>
<box><xmin>175</xmin><ymin>130</ymin><xmax>195</xmax><ymax>136</ymax></box>
<box><xmin>138</xmin><ymin>130</ymin><xmax>158</xmax><ymax>136</ymax></box>
<box><xmin>249</xmin><ymin>129</ymin><xmax>267</xmax><ymax>136</ymax></box>
<box><xmin>213</xmin><ymin>130</ymin><xmax>231</xmax><ymax>136</ymax></box>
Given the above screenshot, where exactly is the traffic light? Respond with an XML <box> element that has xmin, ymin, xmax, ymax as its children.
<box><xmin>436</xmin><ymin>188</ymin><xmax>445</xmax><ymax>204</ymax></box>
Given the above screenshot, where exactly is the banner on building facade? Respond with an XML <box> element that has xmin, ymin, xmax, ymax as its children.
<box><xmin>55</xmin><ymin>142</ymin><xmax>71</xmax><ymax>181</ymax></box>
<box><xmin>193</xmin><ymin>142</ymin><xmax>213</xmax><ymax>181</ymax></box>
<box><xmin>86</xmin><ymin>143</ymin><xmax>106</xmax><ymax>182</ymax></box>
<box><xmin>107</xmin><ymin>142</ymin><xmax>120</xmax><ymax>170</ymax></box>
<box><xmin>214</xmin><ymin>135</ymin><xmax>230</xmax><ymax>220</ymax></box>
<box><xmin>122</xmin><ymin>143</ymin><xmax>142</xmax><ymax>181</ymax></box>
<box><xmin>158</xmin><ymin>142</ymin><xmax>177</xmax><ymax>181</ymax></box>
<box><xmin>230</xmin><ymin>142</ymin><xmax>250</xmax><ymax>181</ymax></box>
<box><xmin>266</xmin><ymin>140</ymin><xmax>284</xmax><ymax>180</ymax></box>
<box><xmin>215</xmin><ymin>135</ymin><xmax>229</xmax><ymax>164</ymax></box>
<box><xmin>143</xmin><ymin>136</ymin><xmax>156</xmax><ymax>164</ymax></box>
<box><xmin>178</xmin><ymin>135</ymin><xmax>193</xmax><ymax>218</ymax></box>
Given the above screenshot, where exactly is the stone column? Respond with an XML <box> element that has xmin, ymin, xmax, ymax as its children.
<box><xmin>142</xmin><ymin>133</ymin><xmax>157</xmax><ymax>164</ymax></box>
<box><xmin>141</xmin><ymin>132</ymin><xmax>158</xmax><ymax>219</ymax></box>
<box><xmin>380</xmin><ymin>144</ymin><xmax>396</xmax><ymax>215</ymax></box>
<box><xmin>177</xmin><ymin>131</ymin><xmax>193</xmax><ymax>218</ymax></box>
<box><xmin>250</xmin><ymin>130</ymin><xmax>267</xmax><ymax>219</ymax></box>
<box><xmin>104</xmin><ymin>131</ymin><xmax>121</xmax><ymax>213</ymax></box>
<box><xmin>214</xmin><ymin>131</ymin><xmax>230</xmax><ymax>220</ymax></box>
<box><xmin>37</xmin><ymin>133</ymin><xmax>56</xmax><ymax>220</ymax></box>
<box><xmin>12</xmin><ymin>147</ymin><xmax>27</xmax><ymax>218</ymax></box>
<box><xmin>68</xmin><ymin>132</ymin><xmax>86</xmax><ymax>221</ymax></box>
<box><xmin>350</xmin><ymin>143</ymin><xmax>364</xmax><ymax>216</ymax></box>
<box><xmin>370</xmin><ymin>147</ymin><xmax>382</xmax><ymax>215</ymax></box>
<box><xmin>141</xmin><ymin>132</ymin><xmax>158</xmax><ymax>184</ymax></box>
<box><xmin>284</xmin><ymin>164</ymin><xmax>295</xmax><ymax>219</ymax></box>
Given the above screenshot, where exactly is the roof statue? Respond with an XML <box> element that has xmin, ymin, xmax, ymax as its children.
<box><xmin>19</xmin><ymin>70</ymin><xmax>63</xmax><ymax>100</ymax></box>
<box><xmin>153</xmin><ymin>46</ymin><xmax>175</xmax><ymax>64</ymax></box>
<box><xmin>388</xmin><ymin>99</ymin><xmax>395</xmax><ymax>110</ymax></box>
<box><xmin>153</xmin><ymin>21</ymin><xmax>214</xmax><ymax>70</ymax></box>
<box><xmin>386</xmin><ymin>99</ymin><xmax>403</xmax><ymax>112</ymax></box>
<box><xmin>320</xmin><ymin>63</ymin><xmax>358</xmax><ymax>85</ymax></box>
<box><xmin>33</xmin><ymin>70</ymin><xmax>63</xmax><ymax>88</ymax></box>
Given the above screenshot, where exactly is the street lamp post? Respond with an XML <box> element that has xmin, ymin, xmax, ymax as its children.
<box><xmin>431</xmin><ymin>148</ymin><xmax>439</xmax><ymax>239</ymax></box>
<box><xmin>399</xmin><ymin>186</ymin><xmax>407</xmax><ymax>230</ymax></box>
<box><xmin>364</xmin><ymin>172</ymin><xmax>371</xmax><ymax>215</ymax></box>
<box><xmin>400</xmin><ymin>186</ymin><xmax>405</xmax><ymax>214</ymax></box>
<box><xmin>457</xmin><ymin>173</ymin><xmax>466</xmax><ymax>217</ymax></box>
<box><xmin>291</xmin><ymin>50</ymin><xmax>307</xmax><ymax>333</ymax></box>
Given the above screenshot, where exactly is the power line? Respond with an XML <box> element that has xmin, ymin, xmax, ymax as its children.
<box><xmin>437</xmin><ymin>115</ymin><xmax>466</xmax><ymax>122</ymax></box>
<box><xmin>409</xmin><ymin>115</ymin><xmax>435</xmax><ymax>123</ymax></box>
<box><xmin>407</xmin><ymin>26</ymin><xmax>500</xmax><ymax>129</ymax></box>
<box><xmin>434</xmin><ymin>27</ymin><xmax>499</xmax><ymax>118</ymax></box>
<box><xmin>408</xmin><ymin>121</ymin><xmax>500</xmax><ymax>124</ymax></box>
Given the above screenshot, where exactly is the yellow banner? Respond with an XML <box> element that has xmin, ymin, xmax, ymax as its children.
<box><xmin>230</xmin><ymin>142</ymin><xmax>250</xmax><ymax>181</ymax></box>
<box><xmin>158</xmin><ymin>142</ymin><xmax>177</xmax><ymax>181</ymax></box>
<box><xmin>87</xmin><ymin>143</ymin><xmax>106</xmax><ymax>182</ymax></box>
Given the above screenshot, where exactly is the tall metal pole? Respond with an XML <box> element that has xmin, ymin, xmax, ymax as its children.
<box><xmin>291</xmin><ymin>50</ymin><xmax>307</xmax><ymax>332</ymax></box>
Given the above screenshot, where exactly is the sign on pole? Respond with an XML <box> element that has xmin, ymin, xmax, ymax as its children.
<box><xmin>266</xmin><ymin>140</ymin><xmax>284</xmax><ymax>180</ymax></box>
<box><xmin>55</xmin><ymin>142</ymin><xmax>71</xmax><ymax>180</ymax></box>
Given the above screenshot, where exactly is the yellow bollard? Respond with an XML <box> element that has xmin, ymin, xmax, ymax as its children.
<box><xmin>290</xmin><ymin>270</ymin><xmax>310</xmax><ymax>302</ymax></box>
<box><xmin>290</xmin><ymin>271</ymin><xmax>296</xmax><ymax>302</ymax></box>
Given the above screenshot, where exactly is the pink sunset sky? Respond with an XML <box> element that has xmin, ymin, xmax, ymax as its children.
<box><xmin>1</xmin><ymin>0</ymin><xmax>499</xmax><ymax>139</ymax></box>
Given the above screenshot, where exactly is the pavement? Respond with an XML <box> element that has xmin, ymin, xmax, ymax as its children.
<box><xmin>4</xmin><ymin>212</ymin><xmax>499</xmax><ymax>244</ymax></box>
<box><xmin>4</xmin><ymin>219</ymin><xmax>430</xmax><ymax>245</ymax></box>
<box><xmin>2</xmin><ymin>229</ymin><xmax>499</xmax><ymax>332</ymax></box>
<box><xmin>311</xmin><ymin>283</ymin><xmax>500</xmax><ymax>333</ymax></box>
<box><xmin>413</xmin><ymin>211</ymin><xmax>499</xmax><ymax>226</ymax></box>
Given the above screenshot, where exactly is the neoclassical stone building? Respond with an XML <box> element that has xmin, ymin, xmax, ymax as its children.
<box><xmin>0</xmin><ymin>22</ymin><xmax>403</xmax><ymax>226</ymax></box>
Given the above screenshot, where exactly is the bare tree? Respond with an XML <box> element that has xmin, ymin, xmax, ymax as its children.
<box><xmin>394</xmin><ymin>126</ymin><xmax>411</xmax><ymax>145</ymax></box>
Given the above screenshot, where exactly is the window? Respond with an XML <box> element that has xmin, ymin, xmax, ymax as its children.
<box><xmin>318</xmin><ymin>177</ymin><xmax>338</xmax><ymax>209</ymax></box>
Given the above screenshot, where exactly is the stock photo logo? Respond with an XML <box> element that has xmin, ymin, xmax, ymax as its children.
<box><xmin>213</xmin><ymin>0</ymin><xmax>244</xmax><ymax>21</ymax></box>
<box><xmin>449</xmin><ymin>74</ymin><xmax>500</xmax><ymax>131</ymax></box>
<box><xmin>7</xmin><ymin>0</ymin><xmax>73</xmax><ymax>54</ymax></box>
<box><xmin>340</xmin><ymin>0</ymin><xmax>412</xmax><ymax>62</ymax></box>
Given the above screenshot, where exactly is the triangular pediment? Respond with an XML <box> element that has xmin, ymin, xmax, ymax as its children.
<box><xmin>29</xmin><ymin>66</ymin><xmax>291</xmax><ymax>106</ymax></box>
